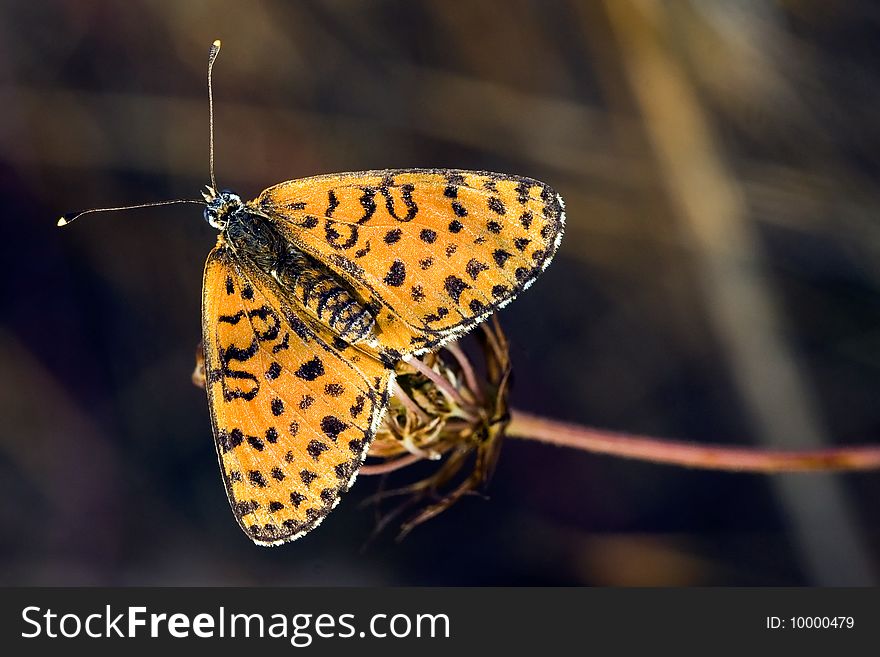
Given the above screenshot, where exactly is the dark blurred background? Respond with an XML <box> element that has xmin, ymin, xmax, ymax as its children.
<box><xmin>1</xmin><ymin>0</ymin><xmax>879</xmax><ymax>585</ymax></box>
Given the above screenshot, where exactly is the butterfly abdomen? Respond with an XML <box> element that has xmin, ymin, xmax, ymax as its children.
<box><xmin>225</xmin><ymin>208</ymin><xmax>378</xmax><ymax>345</ymax></box>
<box><xmin>276</xmin><ymin>249</ymin><xmax>376</xmax><ymax>344</ymax></box>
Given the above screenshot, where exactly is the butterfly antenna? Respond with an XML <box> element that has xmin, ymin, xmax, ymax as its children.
<box><xmin>207</xmin><ymin>39</ymin><xmax>222</xmax><ymax>194</ymax></box>
<box><xmin>58</xmin><ymin>41</ymin><xmax>225</xmax><ymax>228</ymax></box>
<box><xmin>57</xmin><ymin>199</ymin><xmax>205</xmax><ymax>227</ymax></box>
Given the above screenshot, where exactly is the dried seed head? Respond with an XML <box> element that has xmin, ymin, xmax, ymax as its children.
<box><xmin>365</xmin><ymin>316</ymin><xmax>512</xmax><ymax>537</ymax></box>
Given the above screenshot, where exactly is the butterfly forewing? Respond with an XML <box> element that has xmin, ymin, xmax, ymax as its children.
<box><xmin>255</xmin><ymin>169</ymin><xmax>565</xmax><ymax>357</ymax></box>
<box><xmin>202</xmin><ymin>246</ymin><xmax>391</xmax><ymax>545</ymax></box>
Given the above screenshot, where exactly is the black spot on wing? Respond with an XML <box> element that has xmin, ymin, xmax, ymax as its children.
<box><xmin>219</xmin><ymin>428</ymin><xmax>244</xmax><ymax>453</ymax></box>
<box><xmin>272</xmin><ymin>332</ymin><xmax>290</xmax><ymax>354</ymax></box>
<box><xmin>466</xmin><ymin>259</ymin><xmax>489</xmax><ymax>280</ymax></box>
<box><xmin>469</xmin><ymin>299</ymin><xmax>486</xmax><ymax>313</ymax></box>
<box><xmin>515</xmin><ymin>267</ymin><xmax>533</xmax><ymax>283</ymax></box>
<box><xmin>218</xmin><ymin>310</ymin><xmax>244</xmax><ymax>325</ymax></box>
<box><xmin>384</xmin><ymin>228</ymin><xmax>402</xmax><ymax>244</ymax></box>
<box><xmin>444</xmin><ymin>276</ymin><xmax>471</xmax><ymax>303</ymax></box>
<box><xmin>265</xmin><ymin>361</ymin><xmax>282</xmax><ymax>380</ymax></box>
<box><xmin>235</xmin><ymin>500</ymin><xmax>259</xmax><ymax>516</ymax></box>
<box><xmin>335</xmin><ymin>460</ymin><xmax>356</xmax><ymax>482</ymax></box>
<box><xmin>350</xmin><ymin>395</ymin><xmax>365</xmax><ymax>419</ymax></box>
<box><xmin>359</xmin><ymin>187</ymin><xmax>377</xmax><ymax>224</ymax></box>
<box><xmin>295</xmin><ymin>356</ymin><xmax>325</xmax><ymax>381</ymax></box>
<box><xmin>321</xmin><ymin>415</ymin><xmax>349</xmax><ymax>442</ymax></box>
<box><xmin>492</xmin><ymin>284</ymin><xmax>509</xmax><ymax>298</ymax></box>
<box><xmin>271</xmin><ymin>398</ymin><xmax>284</xmax><ymax>416</ymax></box>
<box><xmin>493</xmin><ymin>249</ymin><xmax>512</xmax><ymax>268</ymax></box>
<box><xmin>324</xmin><ymin>383</ymin><xmax>344</xmax><ymax>397</ymax></box>
<box><xmin>326</xmin><ymin>189</ymin><xmax>339</xmax><ymax>217</ymax></box>
<box><xmin>307</xmin><ymin>440</ymin><xmax>330</xmax><ymax>460</ymax></box>
<box><xmin>383</xmin><ymin>260</ymin><xmax>406</xmax><ymax>287</ymax></box>
<box><xmin>487</xmin><ymin>197</ymin><xmax>506</xmax><ymax>215</ymax></box>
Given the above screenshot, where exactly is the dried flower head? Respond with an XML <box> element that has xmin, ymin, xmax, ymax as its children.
<box><xmin>364</xmin><ymin>316</ymin><xmax>512</xmax><ymax>537</ymax></box>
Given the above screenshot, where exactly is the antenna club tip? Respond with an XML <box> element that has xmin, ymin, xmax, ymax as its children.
<box><xmin>212</xmin><ymin>39</ymin><xmax>222</xmax><ymax>48</ymax></box>
<box><xmin>57</xmin><ymin>216</ymin><xmax>69</xmax><ymax>227</ymax></box>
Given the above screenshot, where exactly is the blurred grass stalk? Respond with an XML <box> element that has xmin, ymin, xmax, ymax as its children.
<box><xmin>604</xmin><ymin>0</ymin><xmax>876</xmax><ymax>585</ymax></box>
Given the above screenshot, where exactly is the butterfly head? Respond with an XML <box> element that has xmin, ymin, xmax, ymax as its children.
<box><xmin>202</xmin><ymin>187</ymin><xmax>243</xmax><ymax>231</ymax></box>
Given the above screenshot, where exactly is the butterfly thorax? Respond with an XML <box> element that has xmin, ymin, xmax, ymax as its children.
<box><xmin>205</xmin><ymin>190</ymin><xmax>377</xmax><ymax>344</ymax></box>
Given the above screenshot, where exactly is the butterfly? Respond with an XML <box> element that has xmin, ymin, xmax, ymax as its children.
<box><xmin>59</xmin><ymin>40</ymin><xmax>565</xmax><ymax>546</ymax></box>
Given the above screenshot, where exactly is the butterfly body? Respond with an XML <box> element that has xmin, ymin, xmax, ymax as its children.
<box><xmin>207</xmin><ymin>189</ymin><xmax>377</xmax><ymax>344</ymax></box>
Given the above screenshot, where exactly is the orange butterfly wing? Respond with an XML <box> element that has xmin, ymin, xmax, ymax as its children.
<box><xmin>202</xmin><ymin>245</ymin><xmax>391</xmax><ymax>545</ymax></box>
<box><xmin>253</xmin><ymin>169</ymin><xmax>565</xmax><ymax>356</ymax></box>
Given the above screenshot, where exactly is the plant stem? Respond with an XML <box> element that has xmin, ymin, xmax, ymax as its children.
<box><xmin>407</xmin><ymin>357</ymin><xmax>470</xmax><ymax>409</ymax></box>
<box><xmin>506</xmin><ymin>410</ymin><xmax>880</xmax><ymax>472</ymax></box>
<box><xmin>360</xmin><ymin>453</ymin><xmax>424</xmax><ymax>476</ymax></box>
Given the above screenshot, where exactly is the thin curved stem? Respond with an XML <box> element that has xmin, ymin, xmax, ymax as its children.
<box><xmin>393</xmin><ymin>384</ymin><xmax>430</xmax><ymax>423</ymax></box>
<box><xmin>444</xmin><ymin>343</ymin><xmax>485</xmax><ymax>404</ymax></box>
<box><xmin>507</xmin><ymin>410</ymin><xmax>880</xmax><ymax>472</ymax></box>
<box><xmin>360</xmin><ymin>453</ymin><xmax>424</xmax><ymax>476</ymax></box>
<box><xmin>407</xmin><ymin>357</ymin><xmax>470</xmax><ymax>409</ymax></box>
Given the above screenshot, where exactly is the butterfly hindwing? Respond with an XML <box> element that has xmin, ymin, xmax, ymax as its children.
<box><xmin>202</xmin><ymin>246</ymin><xmax>391</xmax><ymax>545</ymax></box>
<box><xmin>255</xmin><ymin>169</ymin><xmax>565</xmax><ymax>356</ymax></box>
